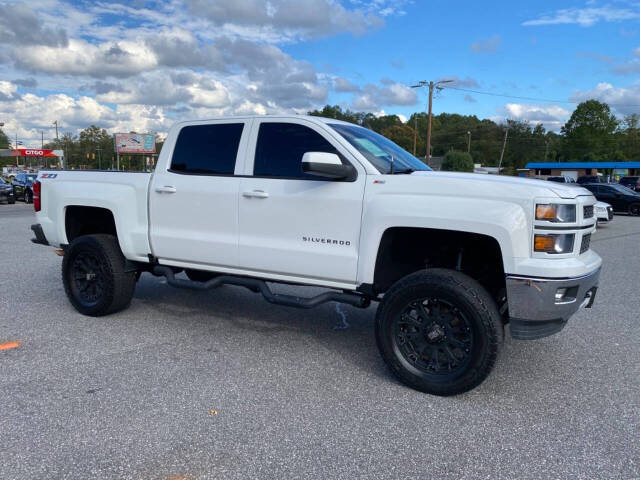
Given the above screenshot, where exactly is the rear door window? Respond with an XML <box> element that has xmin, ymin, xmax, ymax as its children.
<box><xmin>170</xmin><ymin>123</ymin><xmax>244</xmax><ymax>175</ymax></box>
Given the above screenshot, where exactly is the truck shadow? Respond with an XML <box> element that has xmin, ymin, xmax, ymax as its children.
<box><xmin>130</xmin><ymin>273</ymin><xmax>572</xmax><ymax>399</ymax></box>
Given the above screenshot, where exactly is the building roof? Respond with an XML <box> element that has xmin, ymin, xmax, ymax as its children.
<box><xmin>525</xmin><ymin>162</ymin><xmax>640</xmax><ymax>170</ymax></box>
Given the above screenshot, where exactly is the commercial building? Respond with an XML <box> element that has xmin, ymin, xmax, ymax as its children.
<box><xmin>521</xmin><ymin>162</ymin><xmax>640</xmax><ymax>181</ymax></box>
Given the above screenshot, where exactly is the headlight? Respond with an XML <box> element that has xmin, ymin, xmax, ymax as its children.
<box><xmin>534</xmin><ymin>234</ymin><xmax>575</xmax><ymax>254</ymax></box>
<box><xmin>535</xmin><ymin>204</ymin><xmax>576</xmax><ymax>222</ymax></box>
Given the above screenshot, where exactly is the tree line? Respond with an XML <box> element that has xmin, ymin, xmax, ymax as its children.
<box><xmin>309</xmin><ymin>100</ymin><xmax>637</xmax><ymax>173</ymax></box>
<box><xmin>1</xmin><ymin>99</ymin><xmax>637</xmax><ymax>173</ymax></box>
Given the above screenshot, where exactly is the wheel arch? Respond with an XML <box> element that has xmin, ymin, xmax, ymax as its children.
<box><xmin>370</xmin><ymin>226</ymin><xmax>506</xmax><ymax>301</ymax></box>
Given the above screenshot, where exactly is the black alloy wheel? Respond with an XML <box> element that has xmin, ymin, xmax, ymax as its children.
<box><xmin>24</xmin><ymin>190</ymin><xmax>32</xmax><ymax>204</ymax></box>
<box><xmin>376</xmin><ymin>269</ymin><xmax>502</xmax><ymax>396</ymax></box>
<box><xmin>394</xmin><ymin>298</ymin><xmax>474</xmax><ymax>376</ymax></box>
<box><xmin>62</xmin><ymin>234</ymin><xmax>136</xmax><ymax>316</ymax></box>
<box><xmin>69</xmin><ymin>251</ymin><xmax>107</xmax><ymax>308</ymax></box>
<box><xmin>629</xmin><ymin>203</ymin><xmax>640</xmax><ymax>216</ymax></box>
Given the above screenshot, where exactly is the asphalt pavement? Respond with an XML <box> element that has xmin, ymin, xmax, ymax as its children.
<box><xmin>1</xmin><ymin>202</ymin><xmax>638</xmax><ymax>479</ymax></box>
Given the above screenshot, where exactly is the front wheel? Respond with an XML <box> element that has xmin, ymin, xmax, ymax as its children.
<box><xmin>62</xmin><ymin>234</ymin><xmax>136</xmax><ymax>316</ymax></box>
<box><xmin>375</xmin><ymin>269</ymin><xmax>503</xmax><ymax>396</ymax></box>
<box><xmin>24</xmin><ymin>189</ymin><xmax>32</xmax><ymax>204</ymax></box>
<box><xmin>629</xmin><ymin>203</ymin><xmax>640</xmax><ymax>216</ymax></box>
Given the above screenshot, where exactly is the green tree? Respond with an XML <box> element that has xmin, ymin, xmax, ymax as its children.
<box><xmin>442</xmin><ymin>150</ymin><xmax>474</xmax><ymax>172</ymax></box>
<box><xmin>561</xmin><ymin>100</ymin><xmax>618</xmax><ymax>160</ymax></box>
<box><xmin>381</xmin><ymin>124</ymin><xmax>425</xmax><ymax>156</ymax></box>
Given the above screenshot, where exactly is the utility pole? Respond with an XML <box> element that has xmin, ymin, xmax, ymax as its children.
<box><xmin>497</xmin><ymin>125</ymin><xmax>509</xmax><ymax>175</ymax></box>
<box><xmin>467</xmin><ymin>131</ymin><xmax>471</xmax><ymax>153</ymax></box>
<box><xmin>411</xmin><ymin>79</ymin><xmax>453</xmax><ymax>165</ymax></box>
<box><xmin>97</xmin><ymin>147</ymin><xmax>103</xmax><ymax>170</ymax></box>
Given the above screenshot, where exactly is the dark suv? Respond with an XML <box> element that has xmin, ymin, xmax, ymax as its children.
<box><xmin>577</xmin><ymin>175</ymin><xmax>600</xmax><ymax>184</ymax></box>
<box><xmin>582</xmin><ymin>183</ymin><xmax>640</xmax><ymax>216</ymax></box>
<box><xmin>11</xmin><ymin>173</ymin><xmax>38</xmax><ymax>203</ymax></box>
<box><xmin>619</xmin><ymin>176</ymin><xmax>640</xmax><ymax>192</ymax></box>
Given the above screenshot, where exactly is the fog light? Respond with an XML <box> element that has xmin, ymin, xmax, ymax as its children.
<box><xmin>555</xmin><ymin>288</ymin><xmax>567</xmax><ymax>302</ymax></box>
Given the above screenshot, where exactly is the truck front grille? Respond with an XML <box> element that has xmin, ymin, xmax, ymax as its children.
<box><xmin>583</xmin><ymin>205</ymin><xmax>594</xmax><ymax>219</ymax></box>
<box><xmin>580</xmin><ymin>233</ymin><xmax>591</xmax><ymax>254</ymax></box>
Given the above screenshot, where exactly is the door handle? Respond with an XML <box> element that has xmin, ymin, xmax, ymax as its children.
<box><xmin>242</xmin><ymin>190</ymin><xmax>269</xmax><ymax>199</ymax></box>
<box><xmin>155</xmin><ymin>185</ymin><xmax>177</xmax><ymax>194</ymax></box>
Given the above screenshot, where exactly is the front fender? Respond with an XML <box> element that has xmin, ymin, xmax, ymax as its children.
<box><xmin>357</xmin><ymin>193</ymin><xmax>531</xmax><ymax>285</ymax></box>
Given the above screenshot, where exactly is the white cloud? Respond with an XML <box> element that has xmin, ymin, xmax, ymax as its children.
<box><xmin>500</xmin><ymin>103</ymin><xmax>571</xmax><ymax>129</ymax></box>
<box><xmin>570</xmin><ymin>82</ymin><xmax>640</xmax><ymax>116</ymax></box>
<box><xmin>352</xmin><ymin>82</ymin><xmax>418</xmax><ymax>110</ymax></box>
<box><xmin>523</xmin><ymin>5</ymin><xmax>640</xmax><ymax>27</ymax></box>
<box><xmin>15</xmin><ymin>39</ymin><xmax>158</xmax><ymax>78</ymax></box>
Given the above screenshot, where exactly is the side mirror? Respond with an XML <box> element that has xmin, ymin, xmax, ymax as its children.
<box><xmin>301</xmin><ymin>152</ymin><xmax>356</xmax><ymax>181</ymax></box>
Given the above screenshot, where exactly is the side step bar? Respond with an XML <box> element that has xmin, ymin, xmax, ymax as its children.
<box><xmin>153</xmin><ymin>266</ymin><xmax>371</xmax><ymax>309</ymax></box>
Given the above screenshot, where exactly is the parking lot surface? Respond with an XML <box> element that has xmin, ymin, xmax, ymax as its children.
<box><xmin>1</xmin><ymin>203</ymin><xmax>638</xmax><ymax>479</ymax></box>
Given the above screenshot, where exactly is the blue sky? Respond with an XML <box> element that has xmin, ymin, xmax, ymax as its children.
<box><xmin>0</xmin><ymin>0</ymin><xmax>639</xmax><ymax>145</ymax></box>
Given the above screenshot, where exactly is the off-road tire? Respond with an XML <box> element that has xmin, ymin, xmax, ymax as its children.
<box><xmin>375</xmin><ymin>268</ymin><xmax>503</xmax><ymax>396</ymax></box>
<box><xmin>62</xmin><ymin>234</ymin><xmax>136</xmax><ymax>316</ymax></box>
<box><xmin>185</xmin><ymin>269</ymin><xmax>219</xmax><ymax>283</ymax></box>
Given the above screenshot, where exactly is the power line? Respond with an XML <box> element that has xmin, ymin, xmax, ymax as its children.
<box><xmin>441</xmin><ymin>85</ymin><xmax>640</xmax><ymax>108</ymax></box>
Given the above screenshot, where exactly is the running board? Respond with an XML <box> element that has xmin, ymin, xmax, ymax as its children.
<box><xmin>153</xmin><ymin>266</ymin><xmax>371</xmax><ymax>309</ymax></box>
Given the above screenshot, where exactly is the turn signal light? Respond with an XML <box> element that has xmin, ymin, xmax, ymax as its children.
<box><xmin>33</xmin><ymin>180</ymin><xmax>41</xmax><ymax>212</ymax></box>
<box><xmin>534</xmin><ymin>235</ymin><xmax>555</xmax><ymax>252</ymax></box>
<box><xmin>535</xmin><ymin>204</ymin><xmax>556</xmax><ymax>220</ymax></box>
<box><xmin>534</xmin><ymin>234</ymin><xmax>575</xmax><ymax>254</ymax></box>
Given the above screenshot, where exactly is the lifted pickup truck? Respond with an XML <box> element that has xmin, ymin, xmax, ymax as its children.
<box><xmin>31</xmin><ymin>115</ymin><xmax>601</xmax><ymax>395</ymax></box>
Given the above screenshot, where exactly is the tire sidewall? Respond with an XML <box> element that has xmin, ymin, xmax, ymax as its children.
<box><xmin>63</xmin><ymin>236</ymin><xmax>117</xmax><ymax>315</ymax></box>
<box><xmin>376</xmin><ymin>270</ymin><xmax>500</xmax><ymax>396</ymax></box>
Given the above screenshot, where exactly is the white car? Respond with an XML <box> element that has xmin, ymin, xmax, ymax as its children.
<box><xmin>595</xmin><ymin>201</ymin><xmax>613</xmax><ymax>224</ymax></box>
<box><xmin>30</xmin><ymin>115</ymin><xmax>602</xmax><ymax>396</ymax></box>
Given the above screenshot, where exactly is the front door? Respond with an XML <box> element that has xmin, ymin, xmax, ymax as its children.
<box><xmin>149</xmin><ymin>119</ymin><xmax>251</xmax><ymax>268</ymax></box>
<box><xmin>238</xmin><ymin>119</ymin><xmax>366</xmax><ymax>285</ymax></box>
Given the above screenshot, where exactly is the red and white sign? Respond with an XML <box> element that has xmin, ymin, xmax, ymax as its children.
<box><xmin>16</xmin><ymin>149</ymin><xmax>58</xmax><ymax>157</ymax></box>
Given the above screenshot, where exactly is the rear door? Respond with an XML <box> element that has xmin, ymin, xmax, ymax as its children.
<box><xmin>237</xmin><ymin>119</ymin><xmax>366</xmax><ymax>285</ymax></box>
<box><xmin>149</xmin><ymin>119</ymin><xmax>251</xmax><ymax>268</ymax></box>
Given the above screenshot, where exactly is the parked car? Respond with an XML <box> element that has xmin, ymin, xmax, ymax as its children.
<box><xmin>31</xmin><ymin>115</ymin><xmax>601</xmax><ymax>396</ymax></box>
<box><xmin>582</xmin><ymin>183</ymin><xmax>640</xmax><ymax>215</ymax></box>
<box><xmin>594</xmin><ymin>201</ymin><xmax>614</xmax><ymax>224</ymax></box>
<box><xmin>547</xmin><ymin>176</ymin><xmax>576</xmax><ymax>183</ymax></box>
<box><xmin>11</xmin><ymin>173</ymin><xmax>38</xmax><ymax>203</ymax></box>
<box><xmin>0</xmin><ymin>177</ymin><xmax>15</xmax><ymax>204</ymax></box>
<box><xmin>577</xmin><ymin>175</ymin><xmax>600</xmax><ymax>184</ymax></box>
<box><xmin>619</xmin><ymin>176</ymin><xmax>640</xmax><ymax>193</ymax></box>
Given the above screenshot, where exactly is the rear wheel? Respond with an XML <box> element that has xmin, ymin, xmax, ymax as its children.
<box><xmin>185</xmin><ymin>269</ymin><xmax>219</xmax><ymax>283</ymax></box>
<box><xmin>375</xmin><ymin>268</ymin><xmax>503</xmax><ymax>396</ymax></box>
<box><xmin>629</xmin><ymin>203</ymin><xmax>640</xmax><ymax>216</ymax></box>
<box><xmin>62</xmin><ymin>234</ymin><xmax>136</xmax><ymax>316</ymax></box>
<box><xmin>24</xmin><ymin>189</ymin><xmax>32</xmax><ymax>204</ymax></box>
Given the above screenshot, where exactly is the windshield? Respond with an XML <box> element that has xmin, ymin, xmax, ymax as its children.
<box><xmin>25</xmin><ymin>174</ymin><xmax>37</xmax><ymax>183</ymax></box>
<box><xmin>329</xmin><ymin>123</ymin><xmax>431</xmax><ymax>174</ymax></box>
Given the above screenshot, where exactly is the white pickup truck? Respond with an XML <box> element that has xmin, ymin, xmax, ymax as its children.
<box><xmin>31</xmin><ymin>115</ymin><xmax>601</xmax><ymax>396</ymax></box>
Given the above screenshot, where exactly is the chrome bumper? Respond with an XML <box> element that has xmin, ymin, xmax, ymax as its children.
<box><xmin>505</xmin><ymin>268</ymin><xmax>600</xmax><ymax>340</ymax></box>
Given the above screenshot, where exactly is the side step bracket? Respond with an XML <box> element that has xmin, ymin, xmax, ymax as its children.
<box><xmin>153</xmin><ymin>266</ymin><xmax>371</xmax><ymax>310</ymax></box>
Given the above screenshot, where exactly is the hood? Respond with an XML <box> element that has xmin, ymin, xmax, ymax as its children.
<box><xmin>409</xmin><ymin>171</ymin><xmax>593</xmax><ymax>199</ymax></box>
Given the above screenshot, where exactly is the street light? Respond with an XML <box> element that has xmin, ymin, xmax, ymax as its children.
<box><xmin>411</xmin><ymin>79</ymin><xmax>454</xmax><ymax>165</ymax></box>
<box><xmin>467</xmin><ymin>131</ymin><xmax>471</xmax><ymax>153</ymax></box>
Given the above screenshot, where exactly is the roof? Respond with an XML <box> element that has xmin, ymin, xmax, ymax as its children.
<box><xmin>525</xmin><ymin>162</ymin><xmax>640</xmax><ymax>169</ymax></box>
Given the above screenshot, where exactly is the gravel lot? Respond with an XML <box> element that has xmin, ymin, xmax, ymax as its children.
<box><xmin>1</xmin><ymin>202</ymin><xmax>638</xmax><ymax>480</ymax></box>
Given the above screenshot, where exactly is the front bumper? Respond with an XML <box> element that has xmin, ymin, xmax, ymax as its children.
<box><xmin>0</xmin><ymin>189</ymin><xmax>14</xmax><ymax>202</ymax></box>
<box><xmin>506</xmin><ymin>267</ymin><xmax>600</xmax><ymax>340</ymax></box>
